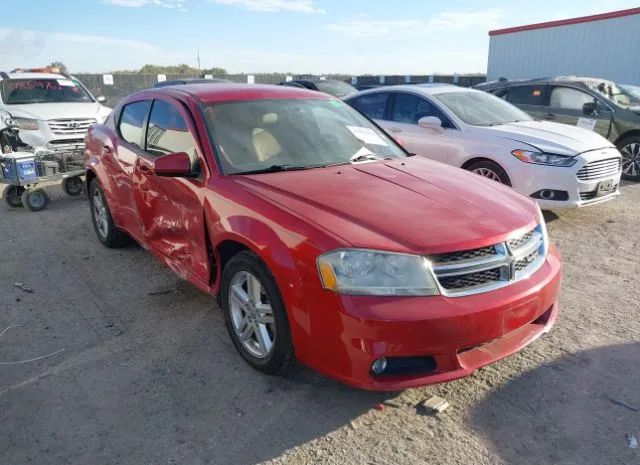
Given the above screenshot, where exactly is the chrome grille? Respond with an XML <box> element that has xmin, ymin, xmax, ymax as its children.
<box><xmin>576</xmin><ymin>158</ymin><xmax>621</xmax><ymax>181</ymax></box>
<box><xmin>439</xmin><ymin>268</ymin><xmax>501</xmax><ymax>291</ymax></box>
<box><xmin>429</xmin><ymin>226</ymin><xmax>545</xmax><ymax>297</ymax></box>
<box><xmin>431</xmin><ymin>246</ymin><xmax>497</xmax><ymax>265</ymax></box>
<box><xmin>48</xmin><ymin>118</ymin><xmax>96</xmax><ymax>136</ymax></box>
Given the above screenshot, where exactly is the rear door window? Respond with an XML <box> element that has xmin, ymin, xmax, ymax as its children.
<box><xmin>118</xmin><ymin>100</ymin><xmax>151</xmax><ymax>148</ymax></box>
<box><xmin>348</xmin><ymin>93</ymin><xmax>389</xmax><ymax>120</ymax></box>
<box><xmin>390</xmin><ymin>93</ymin><xmax>455</xmax><ymax>128</ymax></box>
<box><xmin>506</xmin><ymin>86</ymin><xmax>548</xmax><ymax>106</ymax></box>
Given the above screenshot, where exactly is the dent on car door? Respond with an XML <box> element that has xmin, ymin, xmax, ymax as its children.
<box><xmin>386</xmin><ymin>93</ymin><xmax>455</xmax><ymax>164</ymax></box>
<box><xmin>546</xmin><ymin>86</ymin><xmax>612</xmax><ymax>136</ymax></box>
<box><xmin>132</xmin><ymin>98</ymin><xmax>210</xmax><ymax>283</ymax></box>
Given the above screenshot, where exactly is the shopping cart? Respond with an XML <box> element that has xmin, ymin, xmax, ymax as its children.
<box><xmin>0</xmin><ymin>144</ymin><xmax>85</xmax><ymax>211</ymax></box>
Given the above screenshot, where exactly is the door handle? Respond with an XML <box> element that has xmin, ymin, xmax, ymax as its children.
<box><xmin>388</xmin><ymin>127</ymin><xmax>402</xmax><ymax>133</ymax></box>
<box><xmin>138</xmin><ymin>163</ymin><xmax>153</xmax><ymax>175</ymax></box>
<box><xmin>543</xmin><ymin>113</ymin><xmax>557</xmax><ymax>120</ymax></box>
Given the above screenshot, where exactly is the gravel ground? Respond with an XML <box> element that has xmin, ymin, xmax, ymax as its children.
<box><xmin>1</xmin><ymin>181</ymin><xmax>639</xmax><ymax>465</ymax></box>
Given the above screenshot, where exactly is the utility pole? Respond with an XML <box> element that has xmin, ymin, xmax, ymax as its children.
<box><xmin>197</xmin><ymin>49</ymin><xmax>201</xmax><ymax>75</ymax></box>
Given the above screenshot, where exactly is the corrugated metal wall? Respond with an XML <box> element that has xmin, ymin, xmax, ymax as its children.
<box><xmin>487</xmin><ymin>14</ymin><xmax>640</xmax><ymax>85</ymax></box>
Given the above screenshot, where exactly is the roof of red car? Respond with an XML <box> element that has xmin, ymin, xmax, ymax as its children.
<box><xmin>162</xmin><ymin>83</ymin><xmax>330</xmax><ymax>103</ymax></box>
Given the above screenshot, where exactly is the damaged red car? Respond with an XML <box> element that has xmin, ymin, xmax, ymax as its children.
<box><xmin>84</xmin><ymin>84</ymin><xmax>562</xmax><ymax>390</ymax></box>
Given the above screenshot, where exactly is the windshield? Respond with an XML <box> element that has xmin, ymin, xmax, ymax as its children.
<box><xmin>0</xmin><ymin>78</ymin><xmax>94</xmax><ymax>104</ymax></box>
<box><xmin>315</xmin><ymin>81</ymin><xmax>358</xmax><ymax>98</ymax></box>
<box><xmin>592</xmin><ymin>82</ymin><xmax>640</xmax><ymax>108</ymax></box>
<box><xmin>435</xmin><ymin>90</ymin><xmax>533</xmax><ymax>126</ymax></box>
<box><xmin>203</xmin><ymin>98</ymin><xmax>406</xmax><ymax>174</ymax></box>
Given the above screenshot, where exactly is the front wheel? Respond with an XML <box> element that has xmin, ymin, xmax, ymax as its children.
<box><xmin>21</xmin><ymin>187</ymin><xmax>50</xmax><ymax>212</ymax></box>
<box><xmin>618</xmin><ymin>136</ymin><xmax>640</xmax><ymax>181</ymax></box>
<box><xmin>220</xmin><ymin>250</ymin><xmax>295</xmax><ymax>375</ymax></box>
<box><xmin>466</xmin><ymin>160</ymin><xmax>512</xmax><ymax>186</ymax></box>
<box><xmin>89</xmin><ymin>179</ymin><xmax>128</xmax><ymax>248</ymax></box>
<box><xmin>3</xmin><ymin>185</ymin><xmax>25</xmax><ymax>208</ymax></box>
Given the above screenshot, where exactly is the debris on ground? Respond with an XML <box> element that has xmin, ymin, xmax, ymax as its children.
<box><xmin>148</xmin><ymin>288</ymin><xmax>181</xmax><ymax>296</ymax></box>
<box><xmin>348</xmin><ymin>420</ymin><xmax>357</xmax><ymax>431</ymax></box>
<box><xmin>383</xmin><ymin>399</ymin><xmax>402</xmax><ymax>409</ymax></box>
<box><xmin>627</xmin><ymin>434</ymin><xmax>638</xmax><ymax>449</ymax></box>
<box><xmin>420</xmin><ymin>396</ymin><xmax>450</xmax><ymax>414</ymax></box>
<box><xmin>608</xmin><ymin>397</ymin><xmax>639</xmax><ymax>412</ymax></box>
<box><xmin>373</xmin><ymin>403</ymin><xmax>385</xmax><ymax>411</ymax></box>
<box><xmin>14</xmin><ymin>282</ymin><xmax>34</xmax><ymax>293</ymax></box>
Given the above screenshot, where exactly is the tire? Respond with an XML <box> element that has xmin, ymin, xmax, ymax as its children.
<box><xmin>21</xmin><ymin>187</ymin><xmax>50</xmax><ymax>212</ymax></box>
<box><xmin>62</xmin><ymin>176</ymin><xmax>84</xmax><ymax>196</ymax></box>
<box><xmin>466</xmin><ymin>160</ymin><xmax>512</xmax><ymax>186</ymax></box>
<box><xmin>220</xmin><ymin>250</ymin><xmax>295</xmax><ymax>375</ymax></box>
<box><xmin>3</xmin><ymin>185</ymin><xmax>25</xmax><ymax>208</ymax></box>
<box><xmin>617</xmin><ymin>136</ymin><xmax>640</xmax><ymax>181</ymax></box>
<box><xmin>88</xmin><ymin>179</ymin><xmax>128</xmax><ymax>248</ymax></box>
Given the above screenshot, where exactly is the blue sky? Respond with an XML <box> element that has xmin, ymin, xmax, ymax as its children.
<box><xmin>0</xmin><ymin>0</ymin><xmax>637</xmax><ymax>74</ymax></box>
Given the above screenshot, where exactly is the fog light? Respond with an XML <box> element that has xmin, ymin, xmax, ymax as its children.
<box><xmin>371</xmin><ymin>357</ymin><xmax>387</xmax><ymax>375</ymax></box>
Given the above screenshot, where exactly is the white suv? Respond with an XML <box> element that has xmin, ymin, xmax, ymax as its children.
<box><xmin>346</xmin><ymin>85</ymin><xmax>623</xmax><ymax>209</ymax></box>
<box><xmin>0</xmin><ymin>70</ymin><xmax>111</xmax><ymax>153</ymax></box>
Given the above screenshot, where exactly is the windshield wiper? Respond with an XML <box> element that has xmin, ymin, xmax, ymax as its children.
<box><xmin>349</xmin><ymin>153</ymin><xmax>387</xmax><ymax>163</ymax></box>
<box><xmin>235</xmin><ymin>164</ymin><xmax>313</xmax><ymax>175</ymax></box>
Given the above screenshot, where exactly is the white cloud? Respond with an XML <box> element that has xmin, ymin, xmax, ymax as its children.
<box><xmin>208</xmin><ymin>0</ymin><xmax>324</xmax><ymax>14</ymax></box>
<box><xmin>326</xmin><ymin>9</ymin><xmax>505</xmax><ymax>38</ymax></box>
<box><xmin>102</xmin><ymin>0</ymin><xmax>187</xmax><ymax>9</ymax></box>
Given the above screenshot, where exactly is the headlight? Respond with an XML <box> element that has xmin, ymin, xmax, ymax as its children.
<box><xmin>13</xmin><ymin>117</ymin><xmax>40</xmax><ymax>131</ymax></box>
<box><xmin>317</xmin><ymin>249</ymin><xmax>439</xmax><ymax>296</ymax></box>
<box><xmin>536</xmin><ymin>204</ymin><xmax>549</xmax><ymax>258</ymax></box>
<box><xmin>512</xmin><ymin>149</ymin><xmax>576</xmax><ymax>167</ymax></box>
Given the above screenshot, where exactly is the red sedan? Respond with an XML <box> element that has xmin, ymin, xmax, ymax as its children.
<box><xmin>84</xmin><ymin>84</ymin><xmax>562</xmax><ymax>390</ymax></box>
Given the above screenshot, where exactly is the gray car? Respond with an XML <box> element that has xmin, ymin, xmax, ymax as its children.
<box><xmin>475</xmin><ymin>76</ymin><xmax>640</xmax><ymax>181</ymax></box>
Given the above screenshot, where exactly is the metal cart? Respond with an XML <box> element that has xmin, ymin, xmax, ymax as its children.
<box><xmin>0</xmin><ymin>145</ymin><xmax>84</xmax><ymax>211</ymax></box>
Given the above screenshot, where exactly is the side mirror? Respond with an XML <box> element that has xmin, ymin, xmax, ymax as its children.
<box><xmin>418</xmin><ymin>116</ymin><xmax>443</xmax><ymax>129</ymax></box>
<box><xmin>583</xmin><ymin>101</ymin><xmax>599</xmax><ymax>117</ymax></box>
<box><xmin>153</xmin><ymin>152</ymin><xmax>195</xmax><ymax>177</ymax></box>
<box><xmin>96</xmin><ymin>96</ymin><xmax>107</xmax><ymax>104</ymax></box>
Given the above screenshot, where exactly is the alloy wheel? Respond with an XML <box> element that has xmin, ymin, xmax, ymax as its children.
<box><xmin>92</xmin><ymin>189</ymin><xmax>109</xmax><ymax>239</ymax></box>
<box><xmin>621</xmin><ymin>143</ymin><xmax>640</xmax><ymax>178</ymax></box>
<box><xmin>472</xmin><ymin>167</ymin><xmax>502</xmax><ymax>182</ymax></box>
<box><xmin>228</xmin><ymin>271</ymin><xmax>275</xmax><ymax>359</ymax></box>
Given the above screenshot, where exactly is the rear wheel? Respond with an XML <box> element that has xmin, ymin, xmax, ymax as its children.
<box><xmin>220</xmin><ymin>250</ymin><xmax>295</xmax><ymax>375</ymax></box>
<box><xmin>466</xmin><ymin>160</ymin><xmax>512</xmax><ymax>186</ymax></box>
<box><xmin>62</xmin><ymin>176</ymin><xmax>84</xmax><ymax>196</ymax></box>
<box><xmin>618</xmin><ymin>136</ymin><xmax>640</xmax><ymax>181</ymax></box>
<box><xmin>3</xmin><ymin>186</ymin><xmax>24</xmax><ymax>208</ymax></box>
<box><xmin>89</xmin><ymin>179</ymin><xmax>128</xmax><ymax>248</ymax></box>
<box><xmin>21</xmin><ymin>187</ymin><xmax>50</xmax><ymax>212</ymax></box>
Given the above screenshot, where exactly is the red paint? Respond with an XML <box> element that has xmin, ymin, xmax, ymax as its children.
<box><xmin>84</xmin><ymin>84</ymin><xmax>562</xmax><ymax>390</ymax></box>
<box><xmin>490</xmin><ymin>7</ymin><xmax>640</xmax><ymax>36</ymax></box>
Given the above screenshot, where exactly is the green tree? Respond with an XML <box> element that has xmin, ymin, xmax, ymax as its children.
<box><xmin>48</xmin><ymin>61</ymin><xmax>69</xmax><ymax>74</ymax></box>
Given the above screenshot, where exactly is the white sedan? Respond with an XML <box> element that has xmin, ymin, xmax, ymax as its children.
<box><xmin>345</xmin><ymin>85</ymin><xmax>622</xmax><ymax>209</ymax></box>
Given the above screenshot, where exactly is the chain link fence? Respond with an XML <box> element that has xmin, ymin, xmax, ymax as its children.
<box><xmin>74</xmin><ymin>73</ymin><xmax>487</xmax><ymax>107</ymax></box>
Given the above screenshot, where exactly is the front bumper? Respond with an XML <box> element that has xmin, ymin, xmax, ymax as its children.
<box><xmin>296</xmin><ymin>245</ymin><xmax>562</xmax><ymax>390</ymax></box>
<box><xmin>509</xmin><ymin>149</ymin><xmax>622</xmax><ymax>209</ymax></box>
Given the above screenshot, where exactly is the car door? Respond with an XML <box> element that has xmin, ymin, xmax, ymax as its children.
<box><xmin>113</xmin><ymin>99</ymin><xmax>152</xmax><ymax>236</ymax></box>
<box><xmin>546</xmin><ymin>86</ymin><xmax>612</xmax><ymax>137</ymax></box>
<box><xmin>501</xmin><ymin>85</ymin><xmax>549</xmax><ymax>120</ymax></box>
<box><xmin>384</xmin><ymin>92</ymin><xmax>458</xmax><ymax>164</ymax></box>
<box><xmin>132</xmin><ymin>97</ymin><xmax>210</xmax><ymax>283</ymax></box>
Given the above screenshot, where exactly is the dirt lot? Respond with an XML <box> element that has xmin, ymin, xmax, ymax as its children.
<box><xmin>1</xmin><ymin>181</ymin><xmax>639</xmax><ymax>465</ymax></box>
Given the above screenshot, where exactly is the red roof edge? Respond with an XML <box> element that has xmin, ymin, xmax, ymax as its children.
<box><xmin>489</xmin><ymin>7</ymin><xmax>640</xmax><ymax>36</ymax></box>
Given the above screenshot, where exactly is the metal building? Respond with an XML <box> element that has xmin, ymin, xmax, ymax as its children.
<box><xmin>487</xmin><ymin>7</ymin><xmax>640</xmax><ymax>85</ymax></box>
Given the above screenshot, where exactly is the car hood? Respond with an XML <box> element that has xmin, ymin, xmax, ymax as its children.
<box><xmin>476</xmin><ymin>120</ymin><xmax>614</xmax><ymax>156</ymax></box>
<box><xmin>4</xmin><ymin>102</ymin><xmax>111</xmax><ymax>121</ymax></box>
<box><xmin>235</xmin><ymin>157</ymin><xmax>539</xmax><ymax>254</ymax></box>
